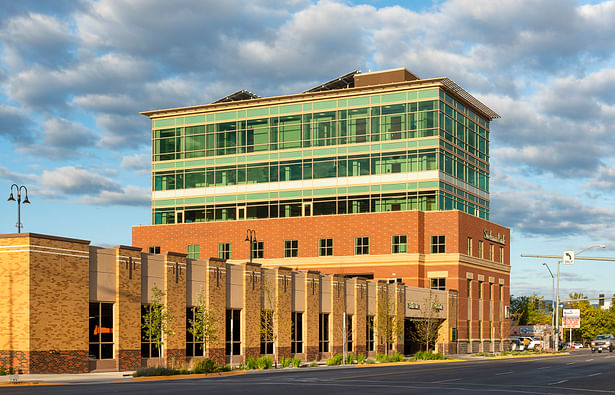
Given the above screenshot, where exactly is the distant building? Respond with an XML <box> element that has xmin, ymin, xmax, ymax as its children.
<box><xmin>135</xmin><ymin>68</ymin><xmax>511</xmax><ymax>355</ymax></box>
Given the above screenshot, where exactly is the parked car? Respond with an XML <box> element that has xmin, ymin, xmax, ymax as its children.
<box><xmin>511</xmin><ymin>337</ymin><xmax>542</xmax><ymax>351</ymax></box>
<box><xmin>569</xmin><ymin>342</ymin><xmax>584</xmax><ymax>349</ymax></box>
<box><xmin>591</xmin><ymin>334</ymin><xmax>615</xmax><ymax>353</ymax></box>
<box><xmin>510</xmin><ymin>338</ymin><xmax>525</xmax><ymax>351</ymax></box>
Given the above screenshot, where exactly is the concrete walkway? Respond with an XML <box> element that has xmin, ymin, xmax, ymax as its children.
<box><xmin>0</xmin><ymin>371</ymin><xmax>134</xmax><ymax>385</ymax></box>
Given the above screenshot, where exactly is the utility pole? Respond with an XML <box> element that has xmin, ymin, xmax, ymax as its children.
<box><xmin>521</xmin><ymin>244</ymin><xmax>606</xmax><ymax>352</ymax></box>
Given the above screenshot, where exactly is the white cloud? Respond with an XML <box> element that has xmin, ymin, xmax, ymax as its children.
<box><xmin>120</xmin><ymin>153</ymin><xmax>150</xmax><ymax>173</ymax></box>
<box><xmin>0</xmin><ymin>12</ymin><xmax>76</xmax><ymax>70</ymax></box>
<box><xmin>38</xmin><ymin>166</ymin><xmax>121</xmax><ymax>197</ymax></box>
<box><xmin>77</xmin><ymin>185</ymin><xmax>150</xmax><ymax>207</ymax></box>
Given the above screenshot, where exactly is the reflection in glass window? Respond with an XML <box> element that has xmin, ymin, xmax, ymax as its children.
<box><xmin>89</xmin><ymin>302</ymin><xmax>114</xmax><ymax>360</ymax></box>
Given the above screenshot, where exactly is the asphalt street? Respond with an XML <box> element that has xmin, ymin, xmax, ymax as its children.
<box><xmin>2</xmin><ymin>351</ymin><xmax>614</xmax><ymax>394</ymax></box>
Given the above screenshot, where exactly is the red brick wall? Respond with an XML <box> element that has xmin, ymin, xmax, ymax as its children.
<box><xmin>133</xmin><ymin>211</ymin><xmax>509</xmax><ymax>261</ymax></box>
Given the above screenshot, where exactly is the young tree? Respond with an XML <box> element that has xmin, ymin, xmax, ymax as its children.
<box><xmin>142</xmin><ymin>284</ymin><xmax>174</xmax><ymax>363</ymax></box>
<box><xmin>510</xmin><ymin>293</ymin><xmax>551</xmax><ymax>325</ymax></box>
<box><xmin>188</xmin><ymin>288</ymin><xmax>217</xmax><ymax>356</ymax></box>
<box><xmin>377</xmin><ymin>285</ymin><xmax>403</xmax><ymax>357</ymax></box>
<box><xmin>411</xmin><ymin>290</ymin><xmax>443</xmax><ymax>352</ymax></box>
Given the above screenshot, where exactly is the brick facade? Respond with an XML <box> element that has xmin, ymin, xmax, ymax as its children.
<box><xmin>0</xmin><ymin>226</ymin><xmax>508</xmax><ymax>373</ymax></box>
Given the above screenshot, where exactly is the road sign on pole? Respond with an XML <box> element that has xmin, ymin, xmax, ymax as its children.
<box><xmin>562</xmin><ymin>308</ymin><xmax>580</xmax><ymax>329</ymax></box>
<box><xmin>563</xmin><ymin>250</ymin><xmax>575</xmax><ymax>265</ymax></box>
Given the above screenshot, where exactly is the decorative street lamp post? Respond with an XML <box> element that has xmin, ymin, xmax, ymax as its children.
<box><xmin>244</xmin><ymin>229</ymin><xmax>257</xmax><ymax>264</ymax></box>
<box><xmin>7</xmin><ymin>184</ymin><xmax>31</xmax><ymax>233</ymax></box>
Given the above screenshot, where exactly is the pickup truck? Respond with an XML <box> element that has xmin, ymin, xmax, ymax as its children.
<box><xmin>590</xmin><ymin>334</ymin><xmax>614</xmax><ymax>353</ymax></box>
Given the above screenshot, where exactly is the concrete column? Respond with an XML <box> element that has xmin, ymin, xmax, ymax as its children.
<box><xmin>114</xmin><ymin>245</ymin><xmax>142</xmax><ymax>371</ymax></box>
<box><xmin>304</xmin><ymin>271</ymin><xmax>320</xmax><ymax>362</ymax></box>
<box><xmin>163</xmin><ymin>252</ymin><xmax>186</xmax><ymax>365</ymax></box>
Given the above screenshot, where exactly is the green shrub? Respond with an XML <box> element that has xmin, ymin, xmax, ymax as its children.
<box><xmin>309</xmin><ymin>361</ymin><xmax>318</xmax><ymax>367</ymax></box>
<box><xmin>414</xmin><ymin>351</ymin><xmax>444</xmax><ymax>360</ymax></box>
<box><xmin>356</xmin><ymin>353</ymin><xmax>366</xmax><ymax>364</ymax></box>
<box><xmin>280</xmin><ymin>357</ymin><xmax>292</xmax><ymax>368</ymax></box>
<box><xmin>0</xmin><ymin>366</ymin><xmax>6</xmax><ymax>376</ymax></box>
<box><xmin>376</xmin><ymin>353</ymin><xmax>388</xmax><ymax>363</ymax></box>
<box><xmin>133</xmin><ymin>367</ymin><xmax>177</xmax><ymax>377</ymax></box>
<box><xmin>291</xmin><ymin>357</ymin><xmax>301</xmax><ymax>368</ymax></box>
<box><xmin>256</xmin><ymin>356</ymin><xmax>273</xmax><ymax>369</ymax></box>
<box><xmin>365</xmin><ymin>358</ymin><xmax>375</xmax><ymax>364</ymax></box>
<box><xmin>390</xmin><ymin>352</ymin><xmax>404</xmax><ymax>362</ymax></box>
<box><xmin>345</xmin><ymin>354</ymin><xmax>354</xmax><ymax>364</ymax></box>
<box><xmin>246</xmin><ymin>356</ymin><xmax>258</xmax><ymax>370</ymax></box>
<box><xmin>192</xmin><ymin>358</ymin><xmax>217</xmax><ymax>374</ymax></box>
<box><xmin>327</xmin><ymin>353</ymin><xmax>344</xmax><ymax>366</ymax></box>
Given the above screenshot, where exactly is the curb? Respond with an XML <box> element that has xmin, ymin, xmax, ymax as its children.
<box><xmin>474</xmin><ymin>352</ymin><xmax>570</xmax><ymax>360</ymax></box>
<box><xmin>356</xmin><ymin>359</ymin><xmax>464</xmax><ymax>367</ymax></box>
<box><xmin>0</xmin><ymin>382</ymin><xmax>70</xmax><ymax>387</ymax></box>
<box><xmin>131</xmin><ymin>370</ymin><xmax>246</xmax><ymax>381</ymax></box>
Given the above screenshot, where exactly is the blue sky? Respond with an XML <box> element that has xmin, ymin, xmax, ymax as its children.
<box><xmin>1</xmin><ymin>0</ymin><xmax>615</xmax><ymax>299</ymax></box>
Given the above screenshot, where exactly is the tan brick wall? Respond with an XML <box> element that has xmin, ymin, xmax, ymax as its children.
<box><xmin>0</xmin><ymin>235</ymin><xmax>31</xmax><ymax>355</ymax></box>
<box><xmin>28</xmin><ymin>235</ymin><xmax>90</xmax><ymax>353</ymax></box>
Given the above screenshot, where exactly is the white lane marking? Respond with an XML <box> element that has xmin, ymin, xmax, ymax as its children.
<box><xmin>588</xmin><ymin>373</ymin><xmax>601</xmax><ymax>377</ymax></box>
<box><xmin>566</xmin><ymin>362</ymin><xmax>574</xmax><ymax>365</ymax></box>
<box><xmin>549</xmin><ymin>379</ymin><xmax>568</xmax><ymax>385</ymax></box>
<box><xmin>496</xmin><ymin>371</ymin><xmax>514</xmax><ymax>375</ymax></box>
<box><xmin>586</xmin><ymin>359</ymin><xmax>595</xmax><ymax>361</ymax></box>
<box><xmin>537</xmin><ymin>366</ymin><xmax>550</xmax><ymax>370</ymax></box>
<box><xmin>432</xmin><ymin>378</ymin><xmax>461</xmax><ymax>383</ymax></box>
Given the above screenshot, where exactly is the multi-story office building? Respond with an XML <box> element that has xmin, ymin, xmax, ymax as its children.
<box><xmin>134</xmin><ymin>68</ymin><xmax>510</xmax><ymax>353</ymax></box>
<box><xmin>146</xmin><ymin>68</ymin><xmax>493</xmax><ymax>224</ymax></box>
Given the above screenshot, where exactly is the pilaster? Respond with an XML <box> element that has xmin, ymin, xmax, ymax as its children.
<box><xmin>330</xmin><ymin>274</ymin><xmax>345</xmax><ymax>355</ymax></box>
<box><xmin>163</xmin><ymin>251</ymin><xmax>186</xmax><ymax>365</ymax></box>
<box><xmin>114</xmin><ymin>245</ymin><xmax>142</xmax><ymax>371</ymax></box>
<box><xmin>304</xmin><ymin>271</ymin><xmax>320</xmax><ymax>362</ymax></box>
<box><xmin>205</xmin><ymin>258</ymin><xmax>226</xmax><ymax>365</ymax></box>
<box><xmin>242</xmin><ymin>262</ymin><xmax>261</xmax><ymax>361</ymax></box>
<box><xmin>274</xmin><ymin>267</ymin><xmax>292</xmax><ymax>360</ymax></box>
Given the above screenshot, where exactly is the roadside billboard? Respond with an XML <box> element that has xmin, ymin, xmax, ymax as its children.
<box><xmin>562</xmin><ymin>308</ymin><xmax>580</xmax><ymax>329</ymax></box>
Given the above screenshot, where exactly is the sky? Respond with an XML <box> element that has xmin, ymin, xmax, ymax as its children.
<box><xmin>1</xmin><ymin>0</ymin><xmax>615</xmax><ymax>300</ymax></box>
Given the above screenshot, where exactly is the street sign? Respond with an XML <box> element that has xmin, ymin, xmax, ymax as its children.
<box><xmin>563</xmin><ymin>250</ymin><xmax>575</xmax><ymax>265</ymax></box>
<box><xmin>562</xmin><ymin>308</ymin><xmax>580</xmax><ymax>328</ymax></box>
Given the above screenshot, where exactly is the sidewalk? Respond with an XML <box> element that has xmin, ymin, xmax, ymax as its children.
<box><xmin>0</xmin><ymin>352</ymin><xmax>566</xmax><ymax>386</ymax></box>
<box><xmin>0</xmin><ymin>371</ymin><xmax>134</xmax><ymax>386</ymax></box>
